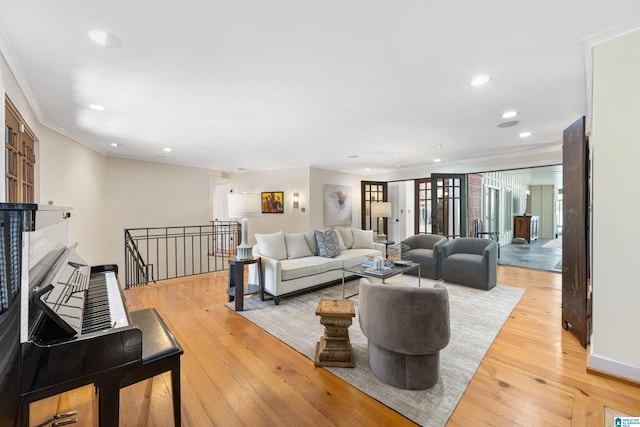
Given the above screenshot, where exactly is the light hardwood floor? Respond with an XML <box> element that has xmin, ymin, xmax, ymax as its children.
<box><xmin>31</xmin><ymin>265</ymin><xmax>640</xmax><ymax>426</ymax></box>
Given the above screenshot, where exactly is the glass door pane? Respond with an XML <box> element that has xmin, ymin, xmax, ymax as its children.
<box><xmin>415</xmin><ymin>178</ymin><xmax>432</xmax><ymax>233</ymax></box>
<box><xmin>430</xmin><ymin>174</ymin><xmax>467</xmax><ymax>238</ymax></box>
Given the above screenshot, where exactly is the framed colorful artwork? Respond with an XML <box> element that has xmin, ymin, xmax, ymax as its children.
<box><xmin>261</xmin><ymin>191</ymin><xmax>284</xmax><ymax>213</ymax></box>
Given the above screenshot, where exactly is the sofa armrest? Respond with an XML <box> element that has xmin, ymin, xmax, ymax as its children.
<box><xmin>250</xmin><ymin>245</ymin><xmax>282</xmax><ymax>295</ymax></box>
<box><xmin>482</xmin><ymin>241</ymin><xmax>498</xmax><ymax>265</ymax></box>
<box><xmin>432</xmin><ymin>238</ymin><xmax>446</xmax><ymax>257</ymax></box>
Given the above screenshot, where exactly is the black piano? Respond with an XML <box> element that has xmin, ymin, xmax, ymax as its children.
<box><xmin>0</xmin><ymin>203</ymin><xmax>143</xmax><ymax>427</ymax></box>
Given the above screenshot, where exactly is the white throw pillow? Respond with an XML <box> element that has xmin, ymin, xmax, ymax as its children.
<box><xmin>337</xmin><ymin>227</ymin><xmax>354</xmax><ymax>249</ymax></box>
<box><xmin>285</xmin><ymin>233</ymin><xmax>313</xmax><ymax>259</ymax></box>
<box><xmin>302</xmin><ymin>230</ymin><xmax>318</xmax><ymax>255</ymax></box>
<box><xmin>333</xmin><ymin>228</ymin><xmax>347</xmax><ymax>251</ymax></box>
<box><xmin>352</xmin><ymin>229</ymin><xmax>374</xmax><ymax>249</ymax></box>
<box><xmin>255</xmin><ymin>231</ymin><xmax>287</xmax><ymax>260</ymax></box>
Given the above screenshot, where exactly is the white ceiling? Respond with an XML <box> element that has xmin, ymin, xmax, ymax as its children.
<box><xmin>1</xmin><ymin>2</ymin><xmax>639</xmax><ymax>176</ymax></box>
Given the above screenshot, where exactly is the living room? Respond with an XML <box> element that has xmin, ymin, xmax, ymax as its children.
<box><xmin>1</xmin><ymin>3</ymin><xmax>639</xmax><ymax>425</ymax></box>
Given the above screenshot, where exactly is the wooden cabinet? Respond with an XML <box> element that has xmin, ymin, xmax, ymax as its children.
<box><xmin>514</xmin><ymin>215</ymin><xmax>539</xmax><ymax>243</ymax></box>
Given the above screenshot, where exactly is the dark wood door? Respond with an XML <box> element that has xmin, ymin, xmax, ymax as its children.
<box><xmin>562</xmin><ymin>116</ymin><xmax>590</xmax><ymax>348</ymax></box>
<box><xmin>361</xmin><ymin>181</ymin><xmax>387</xmax><ymax>232</ymax></box>
<box><xmin>430</xmin><ymin>174</ymin><xmax>467</xmax><ymax>238</ymax></box>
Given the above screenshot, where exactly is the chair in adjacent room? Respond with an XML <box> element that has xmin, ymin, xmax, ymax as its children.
<box><xmin>358</xmin><ymin>278</ymin><xmax>450</xmax><ymax>390</ymax></box>
<box><xmin>441</xmin><ymin>237</ymin><xmax>498</xmax><ymax>290</ymax></box>
<box><xmin>400</xmin><ymin>234</ymin><xmax>448</xmax><ymax>279</ymax></box>
<box><xmin>120</xmin><ymin>308</ymin><xmax>183</xmax><ymax>427</ymax></box>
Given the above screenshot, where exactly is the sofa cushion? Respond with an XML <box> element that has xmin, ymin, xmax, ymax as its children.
<box><xmin>255</xmin><ymin>231</ymin><xmax>287</xmax><ymax>260</ymax></box>
<box><xmin>285</xmin><ymin>233</ymin><xmax>313</xmax><ymax>259</ymax></box>
<box><xmin>337</xmin><ymin>227</ymin><xmax>354</xmax><ymax>249</ymax></box>
<box><xmin>336</xmin><ymin>248</ymin><xmax>381</xmax><ymax>268</ymax></box>
<box><xmin>280</xmin><ymin>257</ymin><xmax>343</xmax><ymax>281</ymax></box>
<box><xmin>302</xmin><ymin>230</ymin><xmax>318</xmax><ymax>255</ymax></box>
<box><xmin>352</xmin><ymin>229</ymin><xmax>375</xmax><ymax>249</ymax></box>
<box><xmin>315</xmin><ymin>229</ymin><xmax>342</xmax><ymax>258</ymax></box>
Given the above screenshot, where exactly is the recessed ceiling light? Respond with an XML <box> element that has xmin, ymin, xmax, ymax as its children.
<box><xmin>364</xmin><ymin>168</ymin><xmax>371</xmax><ymax>171</ymax></box>
<box><xmin>433</xmin><ymin>158</ymin><xmax>442</xmax><ymax>163</ymax></box>
<box><xmin>470</xmin><ymin>74</ymin><xmax>491</xmax><ymax>87</ymax></box>
<box><xmin>88</xmin><ymin>30</ymin><xmax>121</xmax><ymax>48</ymax></box>
<box><xmin>435</xmin><ymin>144</ymin><xmax>443</xmax><ymax>148</ymax></box>
<box><xmin>519</xmin><ymin>131</ymin><xmax>532</xmax><ymax>138</ymax></box>
<box><xmin>498</xmin><ymin>120</ymin><xmax>519</xmax><ymax>128</ymax></box>
<box><xmin>393</xmin><ymin>152</ymin><xmax>399</xmax><ymax>156</ymax></box>
<box><xmin>502</xmin><ymin>111</ymin><xmax>518</xmax><ymax>119</ymax></box>
<box><xmin>89</xmin><ymin>104</ymin><xmax>104</xmax><ymax>111</ymax></box>
<box><xmin>163</xmin><ymin>147</ymin><xmax>172</xmax><ymax>152</ymax></box>
<box><xmin>347</xmin><ymin>154</ymin><xmax>359</xmax><ymax>159</ymax></box>
<box><xmin>110</xmin><ymin>143</ymin><xmax>118</xmax><ymax>147</ymax></box>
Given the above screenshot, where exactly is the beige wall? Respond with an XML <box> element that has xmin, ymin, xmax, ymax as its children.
<box><xmin>590</xmin><ymin>29</ymin><xmax>640</xmax><ymax>380</ymax></box>
<box><xmin>38</xmin><ymin>126</ymin><xmax>109</xmax><ymax>264</ymax></box>
<box><xmin>228</xmin><ymin>166</ymin><xmax>366</xmax><ymax>244</ymax></box>
<box><xmin>104</xmin><ymin>157</ymin><xmax>214</xmax><ymax>267</ymax></box>
<box><xmin>310</xmin><ymin>167</ymin><xmax>364</xmax><ymax>230</ymax></box>
<box><xmin>226</xmin><ymin>167</ymin><xmax>311</xmax><ymax>245</ymax></box>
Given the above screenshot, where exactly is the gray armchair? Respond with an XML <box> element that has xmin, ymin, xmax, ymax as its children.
<box><xmin>400</xmin><ymin>234</ymin><xmax>448</xmax><ymax>279</ymax></box>
<box><xmin>358</xmin><ymin>278</ymin><xmax>450</xmax><ymax>390</ymax></box>
<box><xmin>441</xmin><ymin>237</ymin><xmax>497</xmax><ymax>290</ymax></box>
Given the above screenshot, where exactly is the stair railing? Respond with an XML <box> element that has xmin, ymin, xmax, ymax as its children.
<box><xmin>124</xmin><ymin>221</ymin><xmax>240</xmax><ymax>288</ymax></box>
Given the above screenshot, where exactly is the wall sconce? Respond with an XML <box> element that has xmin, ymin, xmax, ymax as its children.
<box><xmin>293</xmin><ymin>193</ymin><xmax>299</xmax><ymax>209</ymax></box>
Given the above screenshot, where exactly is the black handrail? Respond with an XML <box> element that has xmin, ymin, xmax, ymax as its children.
<box><xmin>124</xmin><ymin>221</ymin><xmax>240</xmax><ymax>288</ymax></box>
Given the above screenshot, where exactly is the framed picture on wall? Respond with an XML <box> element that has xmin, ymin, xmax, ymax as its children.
<box><xmin>324</xmin><ymin>184</ymin><xmax>352</xmax><ymax>226</ymax></box>
<box><xmin>261</xmin><ymin>191</ymin><xmax>284</xmax><ymax>213</ymax></box>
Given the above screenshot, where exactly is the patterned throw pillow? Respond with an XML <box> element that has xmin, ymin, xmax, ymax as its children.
<box><xmin>314</xmin><ymin>229</ymin><xmax>341</xmax><ymax>258</ymax></box>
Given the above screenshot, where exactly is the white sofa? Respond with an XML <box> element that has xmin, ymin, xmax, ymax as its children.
<box><xmin>248</xmin><ymin>228</ymin><xmax>385</xmax><ymax>304</ymax></box>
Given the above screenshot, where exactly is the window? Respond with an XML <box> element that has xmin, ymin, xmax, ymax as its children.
<box><xmin>5</xmin><ymin>97</ymin><xmax>36</xmax><ymax>203</ymax></box>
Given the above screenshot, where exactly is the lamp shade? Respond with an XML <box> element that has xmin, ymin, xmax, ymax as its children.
<box><xmin>370</xmin><ymin>201</ymin><xmax>391</xmax><ymax>217</ymax></box>
<box><xmin>228</xmin><ymin>193</ymin><xmax>261</xmax><ymax>219</ymax></box>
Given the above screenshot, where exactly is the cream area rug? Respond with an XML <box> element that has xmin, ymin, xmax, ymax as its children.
<box><xmin>228</xmin><ymin>276</ymin><xmax>525</xmax><ymax>426</ymax></box>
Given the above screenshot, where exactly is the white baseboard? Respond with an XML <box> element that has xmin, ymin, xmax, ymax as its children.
<box><xmin>589</xmin><ymin>353</ymin><xmax>640</xmax><ymax>382</ymax></box>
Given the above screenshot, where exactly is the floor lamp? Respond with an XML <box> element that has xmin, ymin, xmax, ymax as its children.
<box><xmin>228</xmin><ymin>193</ymin><xmax>262</xmax><ymax>260</ymax></box>
<box><xmin>370</xmin><ymin>201</ymin><xmax>391</xmax><ymax>243</ymax></box>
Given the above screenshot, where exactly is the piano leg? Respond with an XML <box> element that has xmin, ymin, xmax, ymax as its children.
<box><xmin>95</xmin><ymin>376</ymin><xmax>122</xmax><ymax>427</ymax></box>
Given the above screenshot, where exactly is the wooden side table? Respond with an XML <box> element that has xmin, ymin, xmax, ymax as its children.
<box><xmin>227</xmin><ymin>257</ymin><xmax>263</xmax><ymax>311</ymax></box>
<box><xmin>314</xmin><ymin>299</ymin><xmax>355</xmax><ymax>368</ymax></box>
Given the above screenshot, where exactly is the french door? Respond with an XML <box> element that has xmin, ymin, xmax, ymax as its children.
<box><xmin>361</xmin><ymin>181</ymin><xmax>387</xmax><ymax>233</ymax></box>
<box><xmin>430</xmin><ymin>174</ymin><xmax>467</xmax><ymax>238</ymax></box>
<box><xmin>414</xmin><ymin>178</ymin><xmax>432</xmax><ymax>234</ymax></box>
